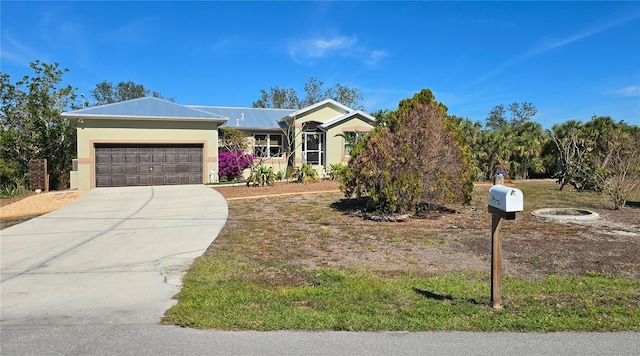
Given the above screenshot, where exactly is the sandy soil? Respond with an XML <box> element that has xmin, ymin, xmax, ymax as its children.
<box><xmin>0</xmin><ymin>190</ymin><xmax>87</xmax><ymax>229</ymax></box>
<box><xmin>1</xmin><ymin>190</ymin><xmax>87</xmax><ymax>218</ymax></box>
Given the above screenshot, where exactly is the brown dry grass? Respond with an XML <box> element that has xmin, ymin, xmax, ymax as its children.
<box><xmin>212</xmin><ymin>179</ymin><xmax>640</xmax><ymax>281</ymax></box>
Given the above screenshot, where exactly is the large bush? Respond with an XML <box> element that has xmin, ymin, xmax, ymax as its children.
<box><xmin>218</xmin><ymin>149</ymin><xmax>253</xmax><ymax>181</ymax></box>
<box><xmin>343</xmin><ymin>89</ymin><xmax>474</xmax><ymax>214</ymax></box>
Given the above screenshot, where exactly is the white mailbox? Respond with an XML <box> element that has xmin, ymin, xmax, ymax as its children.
<box><xmin>489</xmin><ymin>185</ymin><xmax>523</xmax><ymax>212</ymax></box>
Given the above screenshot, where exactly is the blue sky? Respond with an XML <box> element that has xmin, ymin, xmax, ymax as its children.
<box><xmin>2</xmin><ymin>1</ymin><xmax>639</xmax><ymax>128</ymax></box>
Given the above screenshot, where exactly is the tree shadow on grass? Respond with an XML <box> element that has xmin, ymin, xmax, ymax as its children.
<box><xmin>330</xmin><ymin>198</ymin><xmax>458</xmax><ymax>220</ymax></box>
<box><xmin>412</xmin><ymin>287</ymin><xmax>483</xmax><ymax>306</ymax></box>
<box><xmin>625</xmin><ymin>200</ymin><xmax>640</xmax><ymax>209</ymax></box>
<box><xmin>330</xmin><ymin>197</ymin><xmax>369</xmax><ymax>215</ymax></box>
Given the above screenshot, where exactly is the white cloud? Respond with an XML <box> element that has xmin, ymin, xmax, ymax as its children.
<box><xmin>289</xmin><ymin>35</ymin><xmax>357</xmax><ymax>59</ymax></box>
<box><xmin>288</xmin><ymin>34</ymin><xmax>386</xmax><ymax>67</ymax></box>
<box><xmin>365</xmin><ymin>50</ymin><xmax>388</xmax><ymax>67</ymax></box>
<box><xmin>612</xmin><ymin>85</ymin><xmax>640</xmax><ymax>97</ymax></box>
<box><xmin>470</xmin><ymin>11</ymin><xmax>640</xmax><ymax>87</ymax></box>
<box><xmin>0</xmin><ymin>33</ymin><xmax>40</xmax><ymax>65</ymax></box>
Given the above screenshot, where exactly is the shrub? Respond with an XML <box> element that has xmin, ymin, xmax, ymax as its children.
<box><xmin>1</xmin><ymin>182</ymin><xmax>28</xmax><ymax>198</ymax></box>
<box><xmin>247</xmin><ymin>165</ymin><xmax>275</xmax><ymax>186</ymax></box>
<box><xmin>295</xmin><ymin>163</ymin><xmax>319</xmax><ymax>183</ymax></box>
<box><xmin>343</xmin><ymin>89</ymin><xmax>474</xmax><ymax>214</ymax></box>
<box><xmin>218</xmin><ymin>149</ymin><xmax>253</xmax><ymax>181</ymax></box>
<box><xmin>328</xmin><ymin>162</ymin><xmax>348</xmax><ymax>181</ymax></box>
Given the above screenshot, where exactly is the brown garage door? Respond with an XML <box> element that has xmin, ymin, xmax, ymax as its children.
<box><xmin>95</xmin><ymin>144</ymin><xmax>203</xmax><ymax>187</ymax></box>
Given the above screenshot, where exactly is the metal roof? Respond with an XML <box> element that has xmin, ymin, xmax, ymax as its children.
<box><xmin>62</xmin><ymin>97</ymin><xmax>227</xmax><ymax>121</ymax></box>
<box><xmin>189</xmin><ymin>106</ymin><xmax>295</xmax><ymax>130</ymax></box>
<box><xmin>62</xmin><ymin>97</ymin><xmax>374</xmax><ymax>129</ymax></box>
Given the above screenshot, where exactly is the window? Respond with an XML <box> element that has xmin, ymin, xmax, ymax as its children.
<box><xmin>302</xmin><ymin>131</ymin><xmax>324</xmax><ymax>165</ymax></box>
<box><xmin>254</xmin><ymin>134</ymin><xmax>283</xmax><ymax>158</ymax></box>
<box><xmin>343</xmin><ymin>131</ymin><xmax>364</xmax><ymax>157</ymax></box>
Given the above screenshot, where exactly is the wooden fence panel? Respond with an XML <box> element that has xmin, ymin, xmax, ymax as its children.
<box><xmin>29</xmin><ymin>158</ymin><xmax>49</xmax><ymax>192</ymax></box>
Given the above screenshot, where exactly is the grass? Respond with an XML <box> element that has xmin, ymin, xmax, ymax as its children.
<box><xmin>163</xmin><ymin>179</ymin><xmax>640</xmax><ymax>331</ymax></box>
<box><xmin>166</xmin><ymin>261</ymin><xmax>640</xmax><ymax>331</ymax></box>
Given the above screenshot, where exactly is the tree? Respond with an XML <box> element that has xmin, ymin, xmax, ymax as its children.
<box><xmin>507</xmin><ymin>101</ymin><xmax>537</xmax><ymax>127</ymax></box>
<box><xmin>452</xmin><ymin>116</ymin><xmax>485</xmax><ymax>181</ymax></box>
<box><xmin>486</xmin><ymin>104</ymin><xmax>507</xmax><ymax>131</ymax></box>
<box><xmin>217</xmin><ymin>126</ymin><xmax>253</xmax><ymax>182</ymax></box>
<box><xmin>219</xmin><ymin>126</ymin><xmax>249</xmax><ymax>151</ymax></box>
<box><xmin>370</xmin><ymin>109</ymin><xmax>392</xmax><ymax>128</ymax></box>
<box><xmin>301</xmin><ymin>77</ymin><xmax>325</xmax><ymax>107</ymax></box>
<box><xmin>252</xmin><ymin>77</ymin><xmax>363</xmax><ymax>109</ymax></box>
<box><xmin>1</xmin><ymin>61</ymin><xmax>77</xmax><ymax>190</ymax></box>
<box><xmin>252</xmin><ymin>86</ymin><xmax>300</xmax><ymax>109</ymax></box>
<box><xmin>592</xmin><ymin>124</ymin><xmax>640</xmax><ymax>209</ymax></box>
<box><xmin>486</xmin><ymin>101</ymin><xmax>537</xmax><ymax>130</ymax></box>
<box><xmin>513</xmin><ymin>121</ymin><xmax>545</xmax><ymax>179</ymax></box>
<box><xmin>90</xmin><ymin>80</ymin><xmax>171</xmax><ymax>105</ymax></box>
<box><xmin>481</xmin><ymin>127</ymin><xmax>514</xmax><ymax>180</ymax></box>
<box><xmin>483</xmin><ymin>101</ymin><xmax>539</xmax><ymax>179</ymax></box>
<box><xmin>343</xmin><ymin>89</ymin><xmax>474</xmax><ymax>214</ymax></box>
<box><xmin>549</xmin><ymin>120</ymin><xmax>593</xmax><ymax>191</ymax></box>
<box><xmin>549</xmin><ymin>116</ymin><xmax>640</xmax><ymax>208</ymax></box>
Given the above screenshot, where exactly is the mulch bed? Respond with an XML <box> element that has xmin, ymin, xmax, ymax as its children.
<box><xmin>212</xmin><ymin>180</ymin><xmax>341</xmax><ymax>199</ymax></box>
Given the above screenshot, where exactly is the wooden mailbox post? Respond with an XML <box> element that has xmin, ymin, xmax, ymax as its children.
<box><xmin>488</xmin><ymin>177</ymin><xmax>523</xmax><ymax>309</ymax></box>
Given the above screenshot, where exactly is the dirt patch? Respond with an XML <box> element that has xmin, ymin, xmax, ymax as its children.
<box><xmin>210</xmin><ymin>180</ymin><xmax>640</xmax><ymax>280</ymax></box>
<box><xmin>212</xmin><ymin>180</ymin><xmax>341</xmax><ymax>199</ymax></box>
<box><xmin>1</xmin><ymin>190</ymin><xmax>87</xmax><ymax>229</ymax></box>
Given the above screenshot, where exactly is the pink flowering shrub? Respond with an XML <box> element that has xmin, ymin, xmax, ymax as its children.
<box><xmin>219</xmin><ymin>149</ymin><xmax>254</xmax><ymax>181</ymax></box>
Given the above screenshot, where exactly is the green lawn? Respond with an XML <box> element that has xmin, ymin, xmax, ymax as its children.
<box><xmin>166</xmin><ymin>262</ymin><xmax>640</xmax><ymax>331</ymax></box>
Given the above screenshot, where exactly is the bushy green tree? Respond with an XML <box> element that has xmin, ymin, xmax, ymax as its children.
<box><xmin>479</xmin><ymin>101</ymin><xmax>542</xmax><ymax>180</ymax></box>
<box><xmin>342</xmin><ymin>89</ymin><xmax>474</xmax><ymax>214</ymax></box>
<box><xmin>218</xmin><ymin>126</ymin><xmax>249</xmax><ymax>151</ymax></box>
<box><xmin>90</xmin><ymin>80</ymin><xmax>171</xmax><ymax>105</ymax></box>
<box><xmin>252</xmin><ymin>77</ymin><xmax>363</xmax><ymax>109</ymax></box>
<box><xmin>451</xmin><ymin>116</ymin><xmax>484</xmax><ymax>181</ymax></box>
<box><xmin>1</xmin><ymin>61</ymin><xmax>77</xmax><ymax>190</ymax></box>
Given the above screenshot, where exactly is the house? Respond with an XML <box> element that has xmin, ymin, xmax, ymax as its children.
<box><xmin>62</xmin><ymin>97</ymin><xmax>375</xmax><ymax>189</ymax></box>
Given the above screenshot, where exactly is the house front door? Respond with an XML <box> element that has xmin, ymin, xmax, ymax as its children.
<box><xmin>302</xmin><ymin>131</ymin><xmax>324</xmax><ymax>165</ymax></box>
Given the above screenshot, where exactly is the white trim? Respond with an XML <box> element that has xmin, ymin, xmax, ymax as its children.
<box><xmin>287</xmin><ymin>99</ymin><xmax>352</xmax><ymax>118</ymax></box>
<box><xmin>319</xmin><ymin>110</ymin><xmax>376</xmax><ymax>129</ymax></box>
<box><xmin>302</xmin><ymin>131</ymin><xmax>324</xmax><ymax>165</ymax></box>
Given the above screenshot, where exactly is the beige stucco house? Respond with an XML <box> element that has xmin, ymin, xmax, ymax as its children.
<box><xmin>62</xmin><ymin>97</ymin><xmax>375</xmax><ymax>189</ymax></box>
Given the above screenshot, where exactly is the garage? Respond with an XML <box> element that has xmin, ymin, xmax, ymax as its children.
<box><xmin>95</xmin><ymin>144</ymin><xmax>203</xmax><ymax>187</ymax></box>
<box><xmin>63</xmin><ymin>97</ymin><xmax>227</xmax><ymax>190</ymax></box>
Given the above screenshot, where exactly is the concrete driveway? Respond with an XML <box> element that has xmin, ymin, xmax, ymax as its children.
<box><xmin>0</xmin><ymin>185</ymin><xmax>227</xmax><ymax>325</ymax></box>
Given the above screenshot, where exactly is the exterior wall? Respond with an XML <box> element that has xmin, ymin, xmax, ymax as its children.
<box><xmin>293</xmin><ymin>106</ymin><xmax>347</xmax><ymax>125</ymax></box>
<box><xmin>72</xmin><ymin>118</ymin><xmax>219</xmax><ymax>190</ymax></box>
<box><xmin>324</xmin><ymin>118</ymin><xmax>373</xmax><ymax>167</ymax></box>
<box><xmin>246</xmin><ymin>130</ymin><xmax>288</xmax><ymax>176</ymax></box>
<box><xmin>289</xmin><ymin>106</ymin><xmax>347</xmax><ymax>171</ymax></box>
<box><xmin>290</xmin><ymin>113</ymin><xmax>373</xmax><ymax>176</ymax></box>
